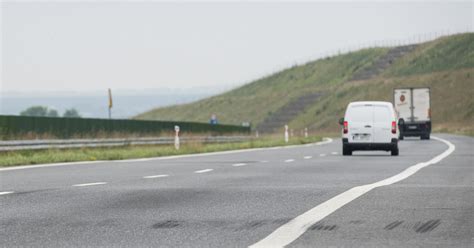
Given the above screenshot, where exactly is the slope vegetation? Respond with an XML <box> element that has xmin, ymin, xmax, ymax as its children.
<box><xmin>136</xmin><ymin>33</ymin><xmax>474</xmax><ymax>135</ymax></box>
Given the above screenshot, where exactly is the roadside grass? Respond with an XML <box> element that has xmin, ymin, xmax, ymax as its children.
<box><xmin>0</xmin><ymin>136</ymin><xmax>322</xmax><ymax>167</ymax></box>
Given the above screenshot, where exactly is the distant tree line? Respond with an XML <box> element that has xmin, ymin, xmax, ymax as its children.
<box><xmin>20</xmin><ymin>106</ymin><xmax>81</xmax><ymax>118</ymax></box>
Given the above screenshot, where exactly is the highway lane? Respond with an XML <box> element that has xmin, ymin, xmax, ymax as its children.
<box><xmin>0</xmin><ymin>134</ymin><xmax>472</xmax><ymax>247</ymax></box>
<box><xmin>290</xmin><ymin>134</ymin><xmax>473</xmax><ymax>248</ymax></box>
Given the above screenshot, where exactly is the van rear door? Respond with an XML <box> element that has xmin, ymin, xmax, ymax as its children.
<box><xmin>346</xmin><ymin>104</ymin><xmax>373</xmax><ymax>143</ymax></box>
<box><xmin>372</xmin><ymin>105</ymin><xmax>394</xmax><ymax>143</ymax></box>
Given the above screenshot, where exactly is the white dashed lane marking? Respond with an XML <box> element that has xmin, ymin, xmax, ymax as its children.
<box><xmin>319</xmin><ymin>154</ymin><xmax>326</xmax><ymax>157</ymax></box>
<box><xmin>194</xmin><ymin>169</ymin><xmax>213</xmax><ymax>174</ymax></box>
<box><xmin>304</xmin><ymin>156</ymin><xmax>312</xmax><ymax>159</ymax></box>
<box><xmin>285</xmin><ymin>159</ymin><xmax>295</xmax><ymax>163</ymax></box>
<box><xmin>232</xmin><ymin>163</ymin><xmax>247</xmax><ymax>167</ymax></box>
<box><xmin>72</xmin><ymin>182</ymin><xmax>107</xmax><ymax>187</ymax></box>
<box><xmin>0</xmin><ymin>191</ymin><xmax>14</xmax><ymax>196</ymax></box>
<box><xmin>331</xmin><ymin>152</ymin><xmax>338</xmax><ymax>155</ymax></box>
<box><xmin>143</xmin><ymin>174</ymin><xmax>169</xmax><ymax>179</ymax></box>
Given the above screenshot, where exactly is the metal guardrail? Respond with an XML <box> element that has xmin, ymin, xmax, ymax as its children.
<box><xmin>0</xmin><ymin>136</ymin><xmax>252</xmax><ymax>151</ymax></box>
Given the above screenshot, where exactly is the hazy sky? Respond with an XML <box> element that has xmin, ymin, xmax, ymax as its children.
<box><xmin>1</xmin><ymin>0</ymin><xmax>472</xmax><ymax>93</ymax></box>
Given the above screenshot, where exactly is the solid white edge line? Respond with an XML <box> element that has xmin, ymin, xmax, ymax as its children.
<box><xmin>0</xmin><ymin>161</ymin><xmax>105</xmax><ymax>172</ymax></box>
<box><xmin>122</xmin><ymin>137</ymin><xmax>334</xmax><ymax>162</ymax></box>
<box><xmin>194</xmin><ymin>169</ymin><xmax>213</xmax><ymax>174</ymax></box>
<box><xmin>143</xmin><ymin>174</ymin><xmax>169</xmax><ymax>179</ymax></box>
<box><xmin>72</xmin><ymin>182</ymin><xmax>107</xmax><ymax>187</ymax></box>
<box><xmin>0</xmin><ymin>191</ymin><xmax>14</xmax><ymax>195</ymax></box>
<box><xmin>232</xmin><ymin>163</ymin><xmax>247</xmax><ymax>167</ymax></box>
<box><xmin>1</xmin><ymin>138</ymin><xmax>334</xmax><ymax>171</ymax></box>
<box><xmin>316</xmin><ymin>137</ymin><xmax>333</xmax><ymax>146</ymax></box>
<box><xmin>249</xmin><ymin>136</ymin><xmax>455</xmax><ymax>248</ymax></box>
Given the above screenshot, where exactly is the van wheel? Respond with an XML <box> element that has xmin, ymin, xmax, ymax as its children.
<box><xmin>343</xmin><ymin>146</ymin><xmax>352</xmax><ymax>156</ymax></box>
<box><xmin>391</xmin><ymin>146</ymin><xmax>399</xmax><ymax>156</ymax></box>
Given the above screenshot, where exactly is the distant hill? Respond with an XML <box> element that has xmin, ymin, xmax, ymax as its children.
<box><xmin>1</xmin><ymin>88</ymin><xmax>221</xmax><ymax>119</ymax></box>
<box><xmin>136</xmin><ymin>33</ymin><xmax>474</xmax><ymax>135</ymax></box>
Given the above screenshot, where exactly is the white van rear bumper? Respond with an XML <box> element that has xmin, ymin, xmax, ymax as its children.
<box><xmin>342</xmin><ymin>138</ymin><xmax>398</xmax><ymax>151</ymax></box>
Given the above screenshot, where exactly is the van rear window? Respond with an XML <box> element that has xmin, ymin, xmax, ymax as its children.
<box><xmin>346</xmin><ymin>106</ymin><xmax>372</xmax><ymax>122</ymax></box>
<box><xmin>373</xmin><ymin>106</ymin><xmax>392</xmax><ymax>122</ymax></box>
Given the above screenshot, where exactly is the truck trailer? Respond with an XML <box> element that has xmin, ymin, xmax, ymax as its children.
<box><xmin>393</xmin><ymin>87</ymin><xmax>431</xmax><ymax>140</ymax></box>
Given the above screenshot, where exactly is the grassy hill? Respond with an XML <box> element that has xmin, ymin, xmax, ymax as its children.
<box><xmin>136</xmin><ymin>33</ymin><xmax>474</xmax><ymax>135</ymax></box>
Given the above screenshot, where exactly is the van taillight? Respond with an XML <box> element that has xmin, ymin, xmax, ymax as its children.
<box><xmin>343</xmin><ymin>121</ymin><xmax>348</xmax><ymax>134</ymax></box>
<box><xmin>391</xmin><ymin>121</ymin><xmax>397</xmax><ymax>134</ymax></box>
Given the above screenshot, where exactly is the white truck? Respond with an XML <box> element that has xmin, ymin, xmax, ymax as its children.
<box><xmin>393</xmin><ymin>87</ymin><xmax>431</xmax><ymax>140</ymax></box>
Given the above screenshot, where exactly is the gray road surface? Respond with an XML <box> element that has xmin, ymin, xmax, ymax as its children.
<box><xmin>0</xmin><ymin>134</ymin><xmax>472</xmax><ymax>247</ymax></box>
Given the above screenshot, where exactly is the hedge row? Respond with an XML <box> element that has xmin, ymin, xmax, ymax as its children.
<box><xmin>0</xmin><ymin>115</ymin><xmax>250</xmax><ymax>139</ymax></box>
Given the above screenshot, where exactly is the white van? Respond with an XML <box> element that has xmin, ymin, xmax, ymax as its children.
<box><xmin>339</xmin><ymin>101</ymin><xmax>399</xmax><ymax>156</ymax></box>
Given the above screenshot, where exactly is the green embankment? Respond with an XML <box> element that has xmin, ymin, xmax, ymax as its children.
<box><xmin>135</xmin><ymin>48</ymin><xmax>388</xmax><ymax>125</ymax></box>
<box><xmin>136</xmin><ymin>33</ymin><xmax>474</xmax><ymax>135</ymax></box>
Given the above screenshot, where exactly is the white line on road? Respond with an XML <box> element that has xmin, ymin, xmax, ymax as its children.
<box><xmin>331</xmin><ymin>152</ymin><xmax>338</xmax><ymax>155</ymax></box>
<box><xmin>319</xmin><ymin>154</ymin><xmax>326</xmax><ymax>157</ymax></box>
<box><xmin>194</xmin><ymin>169</ymin><xmax>213</xmax><ymax>174</ymax></box>
<box><xmin>316</xmin><ymin>137</ymin><xmax>333</xmax><ymax>146</ymax></box>
<box><xmin>72</xmin><ymin>182</ymin><xmax>107</xmax><ymax>187</ymax></box>
<box><xmin>0</xmin><ymin>191</ymin><xmax>14</xmax><ymax>196</ymax></box>
<box><xmin>304</xmin><ymin>156</ymin><xmax>312</xmax><ymax>159</ymax></box>
<box><xmin>1</xmin><ymin>138</ymin><xmax>334</xmax><ymax>171</ymax></box>
<box><xmin>284</xmin><ymin>159</ymin><xmax>295</xmax><ymax>163</ymax></box>
<box><xmin>232</xmin><ymin>163</ymin><xmax>247</xmax><ymax>167</ymax></box>
<box><xmin>0</xmin><ymin>161</ymin><xmax>105</xmax><ymax>172</ymax></box>
<box><xmin>250</xmin><ymin>136</ymin><xmax>455</xmax><ymax>248</ymax></box>
<box><xmin>143</xmin><ymin>174</ymin><xmax>169</xmax><ymax>179</ymax></box>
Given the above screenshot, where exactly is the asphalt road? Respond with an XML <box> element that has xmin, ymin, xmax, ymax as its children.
<box><xmin>0</xmin><ymin>134</ymin><xmax>472</xmax><ymax>247</ymax></box>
